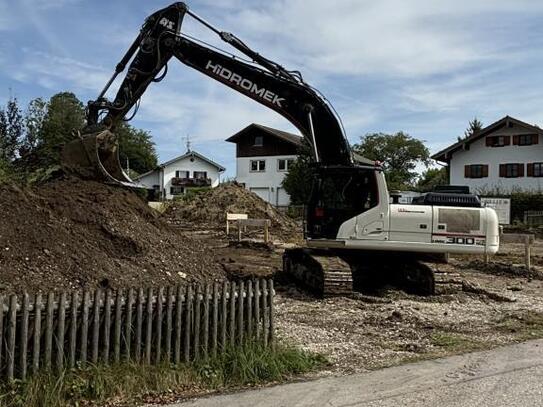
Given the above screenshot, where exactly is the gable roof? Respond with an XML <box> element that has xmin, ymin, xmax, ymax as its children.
<box><xmin>226</xmin><ymin>123</ymin><xmax>304</xmax><ymax>147</ymax></box>
<box><xmin>432</xmin><ymin>115</ymin><xmax>543</xmax><ymax>163</ymax></box>
<box><xmin>134</xmin><ymin>150</ymin><xmax>225</xmax><ymax>180</ymax></box>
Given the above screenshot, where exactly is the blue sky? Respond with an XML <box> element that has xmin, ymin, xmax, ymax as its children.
<box><xmin>1</xmin><ymin>0</ymin><xmax>543</xmax><ymax>177</ymax></box>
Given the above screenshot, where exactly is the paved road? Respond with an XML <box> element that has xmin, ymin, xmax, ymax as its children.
<box><xmin>165</xmin><ymin>339</ymin><xmax>543</xmax><ymax>407</ymax></box>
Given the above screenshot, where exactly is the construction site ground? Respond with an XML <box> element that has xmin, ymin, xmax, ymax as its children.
<box><xmin>180</xmin><ymin>225</ymin><xmax>543</xmax><ymax>375</ymax></box>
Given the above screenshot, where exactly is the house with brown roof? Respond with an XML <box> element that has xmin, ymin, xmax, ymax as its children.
<box><xmin>226</xmin><ymin>123</ymin><xmax>303</xmax><ymax>206</ymax></box>
<box><xmin>432</xmin><ymin>116</ymin><xmax>543</xmax><ymax>193</ymax></box>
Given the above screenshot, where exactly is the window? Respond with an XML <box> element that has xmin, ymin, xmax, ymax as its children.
<box><xmin>499</xmin><ymin>163</ymin><xmax>524</xmax><ymax>178</ymax></box>
<box><xmin>193</xmin><ymin>171</ymin><xmax>207</xmax><ymax>179</ymax></box>
<box><xmin>513</xmin><ymin>134</ymin><xmax>539</xmax><ymax>146</ymax></box>
<box><xmin>170</xmin><ymin>186</ymin><xmax>185</xmax><ymax>195</ymax></box>
<box><xmin>464</xmin><ymin>164</ymin><xmax>488</xmax><ymax>179</ymax></box>
<box><xmin>254</xmin><ymin>135</ymin><xmax>264</xmax><ymax>146</ymax></box>
<box><xmin>250</xmin><ymin>160</ymin><xmax>266</xmax><ymax>172</ymax></box>
<box><xmin>175</xmin><ymin>170</ymin><xmax>189</xmax><ymax>178</ymax></box>
<box><xmin>486</xmin><ymin>136</ymin><xmax>510</xmax><ymax>147</ymax></box>
<box><xmin>278</xmin><ymin>159</ymin><xmax>295</xmax><ymax>171</ymax></box>
<box><xmin>528</xmin><ymin>163</ymin><xmax>543</xmax><ymax>177</ymax></box>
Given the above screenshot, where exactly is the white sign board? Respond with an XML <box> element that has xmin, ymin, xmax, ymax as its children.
<box><xmin>481</xmin><ymin>197</ymin><xmax>511</xmax><ymax>225</ymax></box>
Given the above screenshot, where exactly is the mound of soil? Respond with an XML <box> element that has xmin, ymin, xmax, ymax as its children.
<box><xmin>163</xmin><ymin>183</ymin><xmax>301</xmax><ymax>241</ymax></box>
<box><xmin>0</xmin><ymin>178</ymin><xmax>225</xmax><ymax>294</ymax></box>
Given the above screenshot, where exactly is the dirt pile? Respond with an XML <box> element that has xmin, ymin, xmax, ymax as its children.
<box><xmin>0</xmin><ymin>178</ymin><xmax>224</xmax><ymax>294</ymax></box>
<box><xmin>163</xmin><ymin>183</ymin><xmax>301</xmax><ymax>241</ymax></box>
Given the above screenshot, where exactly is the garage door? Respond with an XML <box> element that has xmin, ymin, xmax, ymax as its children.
<box><xmin>250</xmin><ymin>187</ymin><xmax>270</xmax><ymax>203</ymax></box>
<box><xmin>276</xmin><ymin>187</ymin><xmax>290</xmax><ymax>206</ymax></box>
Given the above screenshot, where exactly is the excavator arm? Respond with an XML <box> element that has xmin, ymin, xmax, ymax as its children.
<box><xmin>62</xmin><ymin>2</ymin><xmax>352</xmax><ymax>185</ymax></box>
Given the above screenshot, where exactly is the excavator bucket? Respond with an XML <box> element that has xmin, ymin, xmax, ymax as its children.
<box><xmin>61</xmin><ymin>130</ymin><xmax>138</xmax><ymax>187</ymax></box>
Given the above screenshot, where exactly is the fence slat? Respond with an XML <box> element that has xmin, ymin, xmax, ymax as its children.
<box><xmin>145</xmin><ymin>288</ymin><xmax>153</xmax><ymax>365</ymax></box>
<box><xmin>20</xmin><ymin>293</ymin><xmax>30</xmax><ymax>380</ymax></box>
<box><xmin>69</xmin><ymin>292</ymin><xmax>78</xmax><ymax>368</ymax></box>
<box><xmin>268</xmin><ymin>280</ymin><xmax>275</xmax><ymax>348</ymax></box>
<box><xmin>32</xmin><ymin>293</ymin><xmax>41</xmax><ymax>374</ymax></box>
<box><xmin>247</xmin><ymin>280</ymin><xmax>253</xmax><ymax>339</ymax></box>
<box><xmin>211</xmin><ymin>282</ymin><xmax>218</xmax><ymax>357</ymax></box>
<box><xmin>221</xmin><ymin>282</ymin><xmax>227</xmax><ymax>350</ymax></box>
<box><xmin>0</xmin><ymin>295</ymin><xmax>3</xmax><ymax>373</ymax></box>
<box><xmin>229</xmin><ymin>282</ymin><xmax>236</xmax><ymax>347</ymax></box>
<box><xmin>203</xmin><ymin>284</ymin><xmax>210</xmax><ymax>358</ymax></box>
<box><xmin>255</xmin><ymin>280</ymin><xmax>260</xmax><ymax>341</ymax></box>
<box><xmin>165</xmin><ymin>286</ymin><xmax>173</xmax><ymax>363</ymax></box>
<box><xmin>155</xmin><ymin>287</ymin><xmax>164</xmax><ymax>365</ymax></box>
<box><xmin>56</xmin><ymin>292</ymin><xmax>67</xmax><ymax>371</ymax></box>
<box><xmin>92</xmin><ymin>289</ymin><xmax>101</xmax><ymax>364</ymax></box>
<box><xmin>194</xmin><ymin>285</ymin><xmax>201</xmax><ymax>360</ymax></box>
<box><xmin>44</xmin><ymin>292</ymin><xmax>55</xmax><ymax>370</ymax></box>
<box><xmin>174</xmin><ymin>285</ymin><xmax>183</xmax><ymax>365</ymax></box>
<box><xmin>184</xmin><ymin>285</ymin><xmax>192</xmax><ymax>363</ymax></box>
<box><xmin>7</xmin><ymin>295</ymin><xmax>17</xmax><ymax>381</ymax></box>
<box><xmin>238</xmin><ymin>281</ymin><xmax>244</xmax><ymax>343</ymax></box>
<box><xmin>80</xmin><ymin>291</ymin><xmax>89</xmax><ymax>365</ymax></box>
<box><xmin>114</xmin><ymin>290</ymin><xmax>123</xmax><ymax>363</ymax></box>
<box><xmin>135</xmin><ymin>288</ymin><xmax>144</xmax><ymax>363</ymax></box>
<box><xmin>125</xmin><ymin>288</ymin><xmax>134</xmax><ymax>362</ymax></box>
<box><xmin>262</xmin><ymin>279</ymin><xmax>268</xmax><ymax>347</ymax></box>
<box><xmin>103</xmin><ymin>290</ymin><xmax>112</xmax><ymax>363</ymax></box>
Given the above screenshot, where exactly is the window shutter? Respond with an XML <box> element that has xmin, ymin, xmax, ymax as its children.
<box><xmin>464</xmin><ymin>165</ymin><xmax>471</xmax><ymax>178</ymax></box>
<box><xmin>518</xmin><ymin>164</ymin><xmax>525</xmax><ymax>177</ymax></box>
<box><xmin>533</xmin><ymin>135</ymin><xmax>540</xmax><ymax>145</ymax></box>
<box><xmin>499</xmin><ymin>164</ymin><xmax>506</xmax><ymax>177</ymax></box>
<box><xmin>485</xmin><ymin>137</ymin><xmax>493</xmax><ymax>147</ymax></box>
<box><xmin>527</xmin><ymin>163</ymin><xmax>534</xmax><ymax>177</ymax></box>
<box><xmin>504</xmin><ymin>136</ymin><xmax>511</xmax><ymax>146</ymax></box>
<box><xmin>512</xmin><ymin>135</ymin><xmax>519</xmax><ymax>145</ymax></box>
<box><xmin>482</xmin><ymin>165</ymin><xmax>489</xmax><ymax>177</ymax></box>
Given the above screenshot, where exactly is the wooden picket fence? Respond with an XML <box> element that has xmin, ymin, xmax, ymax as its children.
<box><xmin>0</xmin><ymin>279</ymin><xmax>275</xmax><ymax>381</ymax></box>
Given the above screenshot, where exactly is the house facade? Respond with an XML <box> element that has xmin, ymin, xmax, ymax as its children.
<box><xmin>226</xmin><ymin>123</ymin><xmax>303</xmax><ymax>206</ymax></box>
<box><xmin>135</xmin><ymin>150</ymin><xmax>225</xmax><ymax>200</ymax></box>
<box><xmin>432</xmin><ymin>116</ymin><xmax>543</xmax><ymax>194</ymax></box>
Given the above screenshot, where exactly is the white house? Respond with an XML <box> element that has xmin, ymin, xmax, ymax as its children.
<box><xmin>226</xmin><ymin>123</ymin><xmax>303</xmax><ymax>206</ymax></box>
<box><xmin>135</xmin><ymin>150</ymin><xmax>225</xmax><ymax>200</ymax></box>
<box><xmin>432</xmin><ymin>116</ymin><xmax>543</xmax><ymax>194</ymax></box>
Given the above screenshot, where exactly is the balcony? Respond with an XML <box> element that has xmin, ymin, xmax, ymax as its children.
<box><xmin>171</xmin><ymin>177</ymin><xmax>212</xmax><ymax>187</ymax></box>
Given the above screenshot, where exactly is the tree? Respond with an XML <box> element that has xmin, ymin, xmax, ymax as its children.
<box><xmin>0</xmin><ymin>97</ymin><xmax>24</xmax><ymax>163</ymax></box>
<box><xmin>417</xmin><ymin>167</ymin><xmax>448</xmax><ymax>192</ymax></box>
<box><xmin>458</xmin><ymin>117</ymin><xmax>483</xmax><ymax>141</ymax></box>
<box><xmin>281</xmin><ymin>140</ymin><xmax>314</xmax><ymax>205</ymax></box>
<box><xmin>353</xmin><ymin>132</ymin><xmax>430</xmax><ymax>190</ymax></box>
<box><xmin>116</xmin><ymin>122</ymin><xmax>158</xmax><ymax>175</ymax></box>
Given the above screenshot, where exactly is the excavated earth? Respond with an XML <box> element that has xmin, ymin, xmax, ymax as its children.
<box><xmin>0</xmin><ymin>178</ymin><xmax>225</xmax><ymax>294</ymax></box>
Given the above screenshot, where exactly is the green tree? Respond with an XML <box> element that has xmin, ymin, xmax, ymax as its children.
<box><xmin>417</xmin><ymin>167</ymin><xmax>448</xmax><ymax>192</ymax></box>
<box><xmin>458</xmin><ymin>117</ymin><xmax>483</xmax><ymax>141</ymax></box>
<box><xmin>0</xmin><ymin>97</ymin><xmax>24</xmax><ymax>163</ymax></box>
<box><xmin>281</xmin><ymin>140</ymin><xmax>314</xmax><ymax>205</ymax></box>
<box><xmin>353</xmin><ymin>132</ymin><xmax>430</xmax><ymax>190</ymax></box>
<box><xmin>116</xmin><ymin>122</ymin><xmax>158</xmax><ymax>175</ymax></box>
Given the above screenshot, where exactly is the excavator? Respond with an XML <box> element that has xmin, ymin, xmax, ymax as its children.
<box><xmin>62</xmin><ymin>2</ymin><xmax>500</xmax><ymax>297</ymax></box>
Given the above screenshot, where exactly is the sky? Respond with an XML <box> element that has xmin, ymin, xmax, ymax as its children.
<box><xmin>1</xmin><ymin>0</ymin><xmax>543</xmax><ymax>177</ymax></box>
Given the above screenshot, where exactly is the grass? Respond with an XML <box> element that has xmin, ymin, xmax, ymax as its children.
<box><xmin>0</xmin><ymin>342</ymin><xmax>326</xmax><ymax>407</ymax></box>
<box><xmin>496</xmin><ymin>311</ymin><xmax>543</xmax><ymax>341</ymax></box>
<box><xmin>430</xmin><ymin>332</ymin><xmax>480</xmax><ymax>351</ymax></box>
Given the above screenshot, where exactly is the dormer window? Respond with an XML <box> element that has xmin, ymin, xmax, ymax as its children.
<box><xmin>254</xmin><ymin>135</ymin><xmax>264</xmax><ymax>146</ymax></box>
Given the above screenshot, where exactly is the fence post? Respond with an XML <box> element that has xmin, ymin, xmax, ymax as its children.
<box><xmin>203</xmin><ymin>284</ymin><xmax>210</xmax><ymax>358</ymax></box>
<box><xmin>32</xmin><ymin>292</ymin><xmax>42</xmax><ymax>375</ymax></box>
<box><xmin>145</xmin><ymin>287</ymin><xmax>153</xmax><ymax>365</ymax></box>
<box><xmin>125</xmin><ymin>288</ymin><xmax>134</xmax><ymax>362</ymax></box>
<box><xmin>69</xmin><ymin>291</ymin><xmax>78</xmax><ymax>368</ymax></box>
<box><xmin>7</xmin><ymin>295</ymin><xmax>17</xmax><ymax>381</ymax></box>
<box><xmin>229</xmin><ymin>281</ymin><xmax>236</xmax><ymax>347</ymax></box>
<box><xmin>238</xmin><ymin>281</ymin><xmax>244</xmax><ymax>343</ymax></box>
<box><xmin>262</xmin><ymin>279</ymin><xmax>268</xmax><ymax>347</ymax></box>
<box><xmin>525</xmin><ymin>235</ymin><xmax>532</xmax><ymax>269</ymax></box>
<box><xmin>165</xmin><ymin>286</ymin><xmax>173</xmax><ymax>363</ymax></box>
<box><xmin>268</xmin><ymin>280</ymin><xmax>275</xmax><ymax>348</ymax></box>
<box><xmin>103</xmin><ymin>290</ymin><xmax>112</xmax><ymax>363</ymax></box>
<box><xmin>20</xmin><ymin>293</ymin><xmax>30</xmax><ymax>380</ymax></box>
<box><xmin>255</xmin><ymin>280</ymin><xmax>260</xmax><ymax>341</ymax></box>
<box><xmin>155</xmin><ymin>287</ymin><xmax>164</xmax><ymax>365</ymax></box>
<box><xmin>114</xmin><ymin>290</ymin><xmax>123</xmax><ymax>363</ymax></box>
<box><xmin>174</xmin><ymin>285</ymin><xmax>183</xmax><ymax>365</ymax></box>
<box><xmin>211</xmin><ymin>282</ymin><xmax>218</xmax><ymax>357</ymax></box>
<box><xmin>135</xmin><ymin>288</ymin><xmax>144</xmax><ymax>363</ymax></box>
<box><xmin>80</xmin><ymin>291</ymin><xmax>90</xmax><ymax>365</ymax></box>
<box><xmin>45</xmin><ymin>292</ymin><xmax>55</xmax><ymax>370</ymax></box>
<box><xmin>56</xmin><ymin>292</ymin><xmax>67</xmax><ymax>371</ymax></box>
<box><xmin>184</xmin><ymin>285</ymin><xmax>192</xmax><ymax>363</ymax></box>
<box><xmin>0</xmin><ymin>295</ymin><xmax>3</xmax><ymax>374</ymax></box>
<box><xmin>92</xmin><ymin>289</ymin><xmax>101</xmax><ymax>364</ymax></box>
<box><xmin>221</xmin><ymin>282</ymin><xmax>227</xmax><ymax>350</ymax></box>
<box><xmin>247</xmin><ymin>280</ymin><xmax>253</xmax><ymax>339</ymax></box>
<box><xmin>194</xmin><ymin>285</ymin><xmax>201</xmax><ymax>360</ymax></box>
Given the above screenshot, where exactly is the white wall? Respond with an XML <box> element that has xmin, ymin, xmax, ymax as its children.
<box><xmin>450</xmin><ymin>132</ymin><xmax>543</xmax><ymax>193</ymax></box>
<box><xmin>235</xmin><ymin>155</ymin><xmax>297</xmax><ymax>206</ymax></box>
<box><xmin>163</xmin><ymin>155</ymin><xmax>222</xmax><ymax>200</ymax></box>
